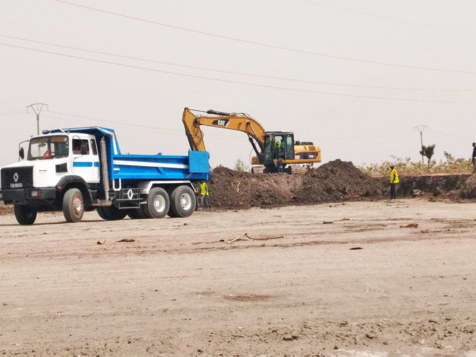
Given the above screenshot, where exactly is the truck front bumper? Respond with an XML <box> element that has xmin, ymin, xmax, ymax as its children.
<box><xmin>1</xmin><ymin>188</ymin><xmax>57</xmax><ymax>205</ymax></box>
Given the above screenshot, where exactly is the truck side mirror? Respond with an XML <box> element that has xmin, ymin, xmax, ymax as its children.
<box><xmin>19</xmin><ymin>147</ymin><xmax>25</xmax><ymax>160</ymax></box>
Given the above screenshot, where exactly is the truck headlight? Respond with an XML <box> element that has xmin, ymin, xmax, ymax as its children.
<box><xmin>30</xmin><ymin>190</ymin><xmax>42</xmax><ymax>198</ymax></box>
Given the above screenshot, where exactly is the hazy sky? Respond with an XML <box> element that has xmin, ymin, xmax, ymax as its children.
<box><xmin>1</xmin><ymin>0</ymin><xmax>476</xmax><ymax>169</ymax></box>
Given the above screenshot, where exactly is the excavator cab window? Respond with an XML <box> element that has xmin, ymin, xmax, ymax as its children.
<box><xmin>263</xmin><ymin>133</ymin><xmax>295</xmax><ymax>164</ymax></box>
<box><xmin>263</xmin><ymin>136</ymin><xmax>274</xmax><ymax>165</ymax></box>
<box><xmin>284</xmin><ymin>135</ymin><xmax>294</xmax><ymax>159</ymax></box>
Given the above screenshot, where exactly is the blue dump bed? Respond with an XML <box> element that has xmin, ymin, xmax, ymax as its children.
<box><xmin>46</xmin><ymin>127</ymin><xmax>210</xmax><ymax>182</ymax></box>
<box><xmin>111</xmin><ymin>151</ymin><xmax>209</xmax><ymax>181</ymax></box>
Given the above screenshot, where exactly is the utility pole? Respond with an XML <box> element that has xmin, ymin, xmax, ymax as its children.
<box><xmin>26</xmin><ymin>103</ymin><xmax>48</xmax><ymax>135</ymax></box>
<box><xmin>414</xmin><ymin>125</ymin><xmax>427</xmax><ymax>164</ymax></box>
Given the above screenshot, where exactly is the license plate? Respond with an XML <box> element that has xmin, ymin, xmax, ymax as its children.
<box><xmin>10</xmin><ymin>183</ymin><xmax>23</xmax><ymax>188</ymax></box>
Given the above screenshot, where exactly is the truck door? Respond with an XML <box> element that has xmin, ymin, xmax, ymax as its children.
<box><xmin>72</xmin><ymin>137</ymin><xmax>97</xmax><ymax>184</ymax></box>
<box><xmin>90</xmin><ymin>138</ymin><xmax>100</xmax><ymax>183</ymax></box>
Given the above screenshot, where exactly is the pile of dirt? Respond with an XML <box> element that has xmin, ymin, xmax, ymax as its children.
<box><xmin>0</xmin><ymin>202</ymin><xmax>13</xmax><ymax>216</ymax></box>
<box><xmin>208</xmin><ymin>160</ymin><xmax>387</xmax><ymax>209</ymax></box>
<box><xmin>295</xmin><ymin>159</ymin><xmax>387</xmax><ymax>203</ymax></box>
<box><xmin>462</xmin><ymin>174</ymin><xmax>476</xmax><ymax>198</ymax></box>
<box><xmin>395</xmin><ymin>173</ymin><xmax>476</xmax><ymax>200</ymax></box>
<box><xmin>208</xmin><ymin>166</ymin><xmax>297</xmax><ymax>208</ymax></box>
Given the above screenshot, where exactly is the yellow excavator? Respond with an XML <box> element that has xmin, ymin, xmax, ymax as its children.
<box><xmin>182</xmin><ymin>108</ymin><xmax>321</xmax><ymax>173</ymax></box>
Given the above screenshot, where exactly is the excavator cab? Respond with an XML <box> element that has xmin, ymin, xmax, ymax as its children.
<box><xmin>263</xmin><ymin>132</ymin><xmax>295</xmax><ymax>171</ymax></box>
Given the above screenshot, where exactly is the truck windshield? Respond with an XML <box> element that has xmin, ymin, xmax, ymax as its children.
<box><xmin>28</xmin><ymin>135</ymin><xmax>69</xmax><ymax>160</ymax></box>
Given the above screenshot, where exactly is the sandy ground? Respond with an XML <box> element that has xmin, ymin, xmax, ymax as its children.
<box><xmin>0</xmin><ymin>199</ymin><xmax>475</xmax><ymax>357</ymax></box>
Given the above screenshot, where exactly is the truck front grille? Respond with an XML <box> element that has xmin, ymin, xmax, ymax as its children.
<box><xmin>1</xmin><ymin>167</ymin><xmax>34</xmax><ymax>189</ymax></box>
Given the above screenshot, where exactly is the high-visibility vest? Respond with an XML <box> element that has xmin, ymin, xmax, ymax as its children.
<box><xmin>200</xmin><ymin>182</ymin><xmax>209</xmax><ymax>196</ymax></box>
<box><xmin>390</xmin><ymin>168</ymin><xmax>399</xmax><ymax>184</ymax></box>
<box><xmin>274</xmin><ymin>141</ymin><xmax>282</xmax><ymax>150</ymax></box>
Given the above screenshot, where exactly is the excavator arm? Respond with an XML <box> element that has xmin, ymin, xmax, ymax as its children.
<box><xmin>182</xmin><ymin>108</ymin><xmax>267</xmax><ymax>158</ymax></box>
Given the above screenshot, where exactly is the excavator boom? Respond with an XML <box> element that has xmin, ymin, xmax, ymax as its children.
<box><xmin>182</xmin><ymin>108</ymin><xmax>266</xmax><ymax>157</ymax></box>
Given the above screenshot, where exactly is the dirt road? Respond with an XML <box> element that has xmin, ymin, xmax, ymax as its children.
<box><xmin>1</xmin><ymin>199</ymin><xmax>475</xmax><ymax>356</ymax></box>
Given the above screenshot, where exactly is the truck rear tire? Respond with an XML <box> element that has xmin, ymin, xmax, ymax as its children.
<box><xmin>142</xmin><ymin>187</ymin><xmax>169</xmax><ymax>218</ymax></box>
<box><xmin>63</xmin><ymin>188</ymin><xmax>84</xmax><ymax>223</ymax></box>
<box><xmin>128</xmin><ymin>208</ymin><xmax>147</xmax><ymax>219</ymax></box>
<box><xmin>14</xmin><ymin>205</ymin><xmax>37</xmax><ymax>225</ymax></box>
<box><xmin>97</xmin><ymin>206</ymin><xmax>127</xmax><ymax>220</ymax></box>
<box><xmin>169</xmin><ymin>185</ymin><xmax>196</xmax><ymax>218</ymax></box>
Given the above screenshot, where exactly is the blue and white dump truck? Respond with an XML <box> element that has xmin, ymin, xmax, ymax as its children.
<box><xmin>0</xmin><ymin>127</ymin><xmax>210</xmax><ymax>225</ymax></box>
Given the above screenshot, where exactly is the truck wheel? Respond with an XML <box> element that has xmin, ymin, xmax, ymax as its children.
<box><xmin>63</xmin><ymin>188</ymin><xmax>84</xmax><ymax>223</ymax></box>
<box><xmin>128</xmin><ymin>208</ymin><xmax>147</xmax><ymax>219</ymax></box>
<box><xmin>96</xmin><ymin>207</ymin><xmax>108</xmax><ymax>220</ymax></box>
<box><xmin>169</xmin><ymin>185</ymin><xmax>196</xmax><ymax>218</ymax></box>
<box><xmin>14</xmin><ymin>205</ymin><xmax>37</xmax><ymax>225</ymax></box>
<box><xmin>97</xmin><ymin>206</ymin><xmax>127</xmax><ymax>220</ymax></box>
<box><xmin>142</xmin><ymin>187</ymin><xmax>169</xmax><ymax>218</ymax></box>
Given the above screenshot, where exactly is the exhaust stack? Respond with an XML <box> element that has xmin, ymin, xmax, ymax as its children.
<box><xmin>100</xmin><ymin>137</ymin><xmax>110</xmax><ymax>202</ymax></box>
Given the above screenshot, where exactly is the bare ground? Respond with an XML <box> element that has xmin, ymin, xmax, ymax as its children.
<box><xmin>0</xmin><ymin>199</ymin><xmax>475</xmax><ymax>356</ymax></box>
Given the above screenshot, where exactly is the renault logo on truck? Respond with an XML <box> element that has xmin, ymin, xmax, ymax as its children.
<box><xmin>10</xmin><ymin>172</ymin><xmax>23</xmax><ymax>188</ymax></box>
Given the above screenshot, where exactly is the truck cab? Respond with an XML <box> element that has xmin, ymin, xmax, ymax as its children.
<box><xmin>0</xmin><ymin>127</ymin><xmax>209</xmax><ymax>225</ymax></box>
<box><xmin>1</xmin><ymin>132</ymin><xmax>99</xmax><ymax>207</ymax></box>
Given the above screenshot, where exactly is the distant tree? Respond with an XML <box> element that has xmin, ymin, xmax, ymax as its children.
<box><xmin>234</xmin><ymin>159</ymin><xmax>249</xmax><ymax>173</ymax></box>
<box><xmin>420</xmin><ymin>145</ymin><xmax>435</xmax><ymax>168</ymax></box>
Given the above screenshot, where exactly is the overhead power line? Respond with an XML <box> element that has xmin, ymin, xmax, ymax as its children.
<box><xmin>316</xmin><ymin>130</ymin><xmax>413</xmax><ymax>142</ymax></box>
<box><xmin>3</xmin><ymin>41</ymin><xmax>476</xmax><ymax>104</ymax></box>
<box><xmin>299</xmin><ymin>0</ymin><xmax>474</xmax><ymax>36</ymax></box>
<box><xmin>43</xmin><ymin>111</ymin><xmax>476</xmax><ymax>143</ymax></box>
<box><xmin>3</xmin><ymin>34</ymin><xmax>476</xmax><ymax>93</ymax></box>
<box><xmin>0</xmin><ymin>111</ymin><xmax>27</xmax><ymax>117</ymax></box>
<box><xmin>47</xmin><ymin>111</ymin><xmax>415</xmax><ymax>143</ymax></box>
<box><xmin>52</xmin><ymin>0</ymin><xmax>476</xmax><ymax>75</ymax></box>
<box><xmin>47</xmin><ymin>111</ymin><xmax>249</xmax><ymax>140</ymax></box>
<box><xmin>49</xmin><ymin>111</ymin><xmax>180</xmax><ymax>132</ymax></box>
<box><xmin>430</xmin><ymin>130</ymin><xmax>474</xmax><ymax>141</ymax></box>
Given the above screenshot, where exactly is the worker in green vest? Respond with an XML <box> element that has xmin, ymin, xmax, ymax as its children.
<box><xmin>200</xmin><ymin>181</ymin><xmax>210</xmax><ymax>208</ymax></box>
<box><xmin>389</xmin><ymin>165</ymin><xmax>399</xmax><ymax>199</ymax></box>
<box><xmin>274</xmin><ymin>137</ymin><xmax>284</xmax><ymax>159</ymax></box>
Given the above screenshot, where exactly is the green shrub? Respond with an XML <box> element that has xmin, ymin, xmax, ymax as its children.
<box><xmin>359</xmin><ymin>152</ymin><xmax>472</xmax><ymax>176</ymax></box>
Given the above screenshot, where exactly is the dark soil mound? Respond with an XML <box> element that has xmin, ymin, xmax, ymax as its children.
<box><xmin>397</xmin><ymin>174</ymin><xmax>471</xmax><ymax>199</ymax></box>
<box><xmin>294</xmin><ymin>160</ymin><xmax>386</xmax><ymax>203</ymax></box>
<box><xmin>208</xmin><ymin>160</ymin><xmax>386</xmax><ymax>209</ymax></box>
<box><xmin>461</xmin><ymin>174</ymin><xmax>476</xmax><ymax>198</ymax></box>
<box><xmin>209</xmin><ymin>166</ymin><xmax>297</xmax><ymax>208</ymax></box>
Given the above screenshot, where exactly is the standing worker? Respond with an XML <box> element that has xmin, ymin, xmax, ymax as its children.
<box><xmin>200</xmin><ymin>181</ymin><xmax>210</xmax><ymax>209</ymax></box>
<box><xmin>472</xmin><ymin>143</ymin><xmax>476</xmax><ymax>172</ymax></box>
<box><xmin>389</xmin><ymin>165</ymin><xmax>399</xmax><ymax>200</ymax></box>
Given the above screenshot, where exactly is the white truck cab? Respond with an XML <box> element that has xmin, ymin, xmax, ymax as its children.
<box><xmin>3</xmin><ymin>132</ymin><xmax>100</xmax><ymax>187</ymax></box>
<box><xmin>0</xmin><ymin>132</ymin><xmax>100</xmax><ymax>224</ymax></box>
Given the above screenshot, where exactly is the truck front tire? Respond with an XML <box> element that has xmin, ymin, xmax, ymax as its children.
<box><xmin>142</xmin><ymin>188</ymin><xmax>169</xmax><ymax>219</ymax></box>
<box><xmin>14</xmin><ymin>205</ymin><xmax>37</xmax><ymax>225</ymax></box>
<box><xmin>63</xmin><ymin>188</ymin><xmax>84</xmax><ymax>223</ymax></box>
<box><xmin>169</xmin><ymin>185</ymin><xmax>196</xmax><ymax>218</ymax></box>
